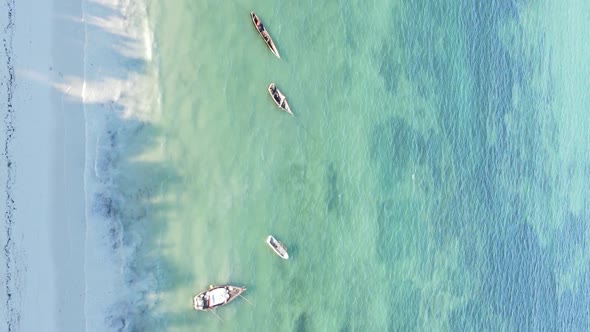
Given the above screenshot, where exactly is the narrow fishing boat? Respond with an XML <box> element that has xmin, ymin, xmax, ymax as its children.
<box><xmin>266</xmin><ymin>235</ymin><xmax>289</xmax><ymax>259</ymax></box>
<box><xmin>193</xmin><ymin>285</ymin><xmax>247</xmax><ymax>311</ymax></box>
<box><xmin>250</xmin><ymin>12</ymin><xmax>281</xmax><ymax>58</ymax></box>
<box><xmin>268</xmin><ymin>83</ymin><xmax>293</xmax><ymax>116</ymax></box>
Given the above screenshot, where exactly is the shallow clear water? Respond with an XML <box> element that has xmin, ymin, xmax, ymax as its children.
<box><xmin>112</xmin><ymin>0</ymin><xmax>590</xmax><ymax>330</ymax></box>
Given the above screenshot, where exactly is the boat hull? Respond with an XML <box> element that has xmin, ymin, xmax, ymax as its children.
<box><xmin>250</xmin><ymin>12</ymin><xmax>281</xmax><ymax>58</ymax></box>
<box><xmin>268</xmin><ymin>83</ymin><xmax>293</xmax><ymax>116</ymax></box>
<box><xmin>266</xmin><ymin>235</ymin><xmax>289</xmax><ymax>259</ymax></box>
<box><xmin>193</xmin><ymin>285</ymin><xmax>247</xmax><ymax>311</ymax></box>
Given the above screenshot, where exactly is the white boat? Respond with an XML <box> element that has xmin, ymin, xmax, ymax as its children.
<box><xmin>250</xmin><ymin>12</ymin><xmax>281</xmax><ymax>58</ymax></box>
<box><xmin>266</xmin><ymin>235</ymin><xmax>289</xmax><ymax>259</ymax></box>
<box><xmin>268</xmin><ymin>83</ymin><xmax>293</xmax><ymax>116</ymax></box>
<box><xmin>193</xmin><ymin>285</ymin><xmax>246</xmax><ymax>311</ymax></box>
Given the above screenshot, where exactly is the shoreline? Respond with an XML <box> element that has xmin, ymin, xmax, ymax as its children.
<box><xmin>1</xmin><ymin>0</ymin><xmax>158</xmax><ymax>330</ymax></box>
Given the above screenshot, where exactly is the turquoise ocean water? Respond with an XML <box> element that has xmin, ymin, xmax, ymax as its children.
<box><xmin>109</xmin><ymin>0</ymin><xmax>590</xmax><ymax>330</ymax></box>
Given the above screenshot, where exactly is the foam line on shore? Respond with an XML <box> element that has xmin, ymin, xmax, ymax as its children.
<box><xmin>80</xmin><ymin>0</ymin><xmax>161</xmax><ymax>330</ymax></box>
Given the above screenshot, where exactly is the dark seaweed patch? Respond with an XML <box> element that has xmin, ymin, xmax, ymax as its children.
<box><xmin>337</xmin><ymin>0</ymin><xmax>356</xmax><ymax>50</ymax></box>
<box><xmin>371</xmin><ymin>116</ymin><xmax>428</xmax><ymax>188</ymax></box>
<box><xmin>387</xmin><ymin>281</ymin><xmax>420</xmax><ymax>331</ymax></box>
<box><xmin>294</xmin><ymin>312</ymin><xmax>309</xmax><ymax>332</ymax></box>
<box><xmin>484</xmin><ymin>223</ymin><xmax>557</xmax><ymax>330</ymax></box>
<box><xmin>338</xmin><ymin>319</ymin><xmax>350</xmax><ymax>332</ymax></box>
<box><xmin>557</xmin><ymin>266</ymin><xmax>590</xmax><ymax>331</ymax></box>
<box><xmin>92</xmin><ymin>192</ymin><xmax>115</xmax><ymax>218</ymax></box>
<box><xmin>377</xmin><ymin>41</ymin><xmax>401</xmax><ymax>95</ymax></box>
<box><xmin>448</xmin><ymin>300</ymin><xmax>487</xmax><ymax>331</ymax></box>
<box><xmin>325</xmin><ymin>162</ymin><xmax>342</xmax><ymax>213</ymax></box>
<box><xmin>555</xmin><ymin>211</ymin><xmax>588</xmax><ymax>271</ymax></box>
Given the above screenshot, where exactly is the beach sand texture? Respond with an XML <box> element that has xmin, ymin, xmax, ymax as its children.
<box><xmin>2</xmin><ymin>0</ymin><xmax>590</xmax><ymax>331</ymax></box>
<box><xmin>0</xmin><ymin>0</ymin><xmax>85</xmax><ymax>330</ymax></box>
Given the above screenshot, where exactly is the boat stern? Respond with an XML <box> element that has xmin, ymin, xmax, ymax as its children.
<box><xmin>193</xmin><ymin>294</ymin><xmax>206</xmax><ymax>310</ymax></box>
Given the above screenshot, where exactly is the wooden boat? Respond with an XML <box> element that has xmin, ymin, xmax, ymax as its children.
<box><xmin>266</xmin><ymin>235</ymin><xmax>289</xmax><ymax>259</ymax></box>
<box><xmin>268</xmin><ymin>83</ymin><xmax>293</xmax><ymax>116</ymax></box>
<box><xmin>250</xmin><ymin>12</ymin><xmax>281</xmax><ymax>58</ymax></box>
<box><xmin>193</xmin><ymin>285</ymin><xmax>247</xmax><ymax>311</ymax></box>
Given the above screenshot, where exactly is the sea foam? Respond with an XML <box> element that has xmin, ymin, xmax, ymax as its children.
<box><xmin>81</xmin><ymin>0</ymin><xmax>162</xmax><ymax>330</ymax></box>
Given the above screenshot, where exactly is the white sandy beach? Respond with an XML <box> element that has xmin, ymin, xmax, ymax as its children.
<box><xmin>0</xmin><ymin>0</ymin><xmax>156</xmax><ymax>331</ymax></box>
<box><xmin>0</xmin><ymin>0</ymin><xmax>85</xmax><ymax>331</ymax></box>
